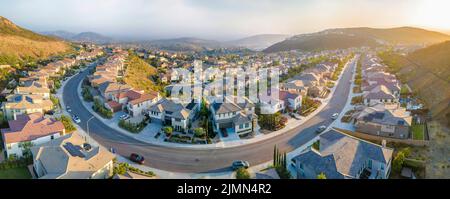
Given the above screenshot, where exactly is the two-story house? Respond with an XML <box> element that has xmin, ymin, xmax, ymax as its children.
<box><xmin>293</xmin><ymin>129</ymin><xmax>393</xmax><ymax>179</ymax></box>
<box><xmin>1</xmin><ymin>113</ymin><xmax>65</xmax><ymax>158</ymax></box>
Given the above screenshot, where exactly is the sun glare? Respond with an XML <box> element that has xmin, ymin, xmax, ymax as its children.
<box><xmin>412</xmin><ymin>0</ymin><xmax>450</xmax><ymax>30</ymax></box>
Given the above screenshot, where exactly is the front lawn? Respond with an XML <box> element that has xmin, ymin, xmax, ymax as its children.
<box><xmin>0</xmin><ymin>167</ymin><xmax>32</xmax><ymax>179</ymax></box>
<box><xmin>412</xmin><ymin>124</ymin><xmax>425</xmax><ymax>140</ymax></box>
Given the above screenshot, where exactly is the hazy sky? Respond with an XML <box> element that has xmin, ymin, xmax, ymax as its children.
<box><xmin>1</xmin><ymin>0</ymin><xmax>449</xmax><ymax>40</ymax></box>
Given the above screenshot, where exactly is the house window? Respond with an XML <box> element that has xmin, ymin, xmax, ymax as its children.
<box><xmin>245</xmin><ymin>123</ymin><xmax>250</xmax><ymax>128</ymax></box>
<box><xmin>299</xmin><ymin>163</ymin><xmax>304</xmax><ymax>170</ymax></box>
<box><xmin>7</xmin><ymin>144</ymin><xmax>12</xmax><ymax>150</ymax></box>
<box><xmin>51</xmin><ymin>135</ymin><xmax>54</xmax><ymax>140</ymax></box>
<box><xmin>239</xmin><ymin>124</ymin><xmax>244</xmax><ymax>129</ymax></box>
<box><xmin>381</xmin><ymin>164</ymin><xmax>384</xmax><ymax>171</ymax></box>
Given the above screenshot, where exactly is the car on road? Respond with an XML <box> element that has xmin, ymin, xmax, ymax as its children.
<box><xmin>66</xmin><ymin>106</ymin><xmax>72</xmax><ymax>113</ymax></box>
<box><xmin>231</xmin><ymin>160</ymin><xmax>250</xmax><ymax>170</ymax></box>
<box><xmin>72</xmin><ymin>114</ymin><xmax>81</xmax><ymax>124</ymax></box>
<box><xmin>120</xmin><ymin>114</ymin><xmax>130</xmax><ymax>120</ymax></box>
<box><xmin>331</xmin><ymin>113</ymin><xmax>339</xmax><ymax>120</ymax></box>
<box><xmin>130</xmin><ymin>153</ymin><xmax>145</xmax><ymax>164</ymax></box>
<box><xmin>316</xmin><ymin>125</ymin><xmax>327</xmax><ymax>133</ymax></box>
<box><xmin>110</xmin><ymin>148</ymin><xmax>116</xmax><ymax>154</ymax></box>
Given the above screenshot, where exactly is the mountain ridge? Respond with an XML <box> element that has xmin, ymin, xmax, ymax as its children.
<box><xmin>264</xmin><ymin>27</ymin><xmax>450</xmax><ymax>53</ymax></box>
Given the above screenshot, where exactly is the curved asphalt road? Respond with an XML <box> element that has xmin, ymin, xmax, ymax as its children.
<box><xmin>63</xmin><ymin>58</ymin><xmax>356</xmax><ymax>173</ymax></box>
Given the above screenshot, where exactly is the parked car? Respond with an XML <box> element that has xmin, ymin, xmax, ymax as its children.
<box><xmin>232</xmin><ymin>160</ymin><xmax>250</xmax><ymax>170</ymax></box>
<box><xmin>66</xmin><ymin>106</ymin><xmax>72</xmax><ymax>113</ymax></box>
<box><xmin>331</xmin><ymin>113</ymin><xmax>339</xmax><ymax>120</ymax></box>
<box><xmin>130</xmin><ymin>153</ymin><xmax>145</xmax><ymax>164</ymax></box>
<box><xmin>72</xmin><ymin>114</ymin><xmax>81</xmax><ymax>124</ymax></box>
<box><xmin>120</xmin><ymin>114</ymin><xmax>130</xmax><ymax>120</ymax></box>
<box><xmin>110</xmin><ymin>148</ymin><xmax>116</xmax><ymax>154</ymax></box>
<box><xmin>316</xmin><ymin>125</ymin><xmax>327</xmax><ymax>133</ymax></box>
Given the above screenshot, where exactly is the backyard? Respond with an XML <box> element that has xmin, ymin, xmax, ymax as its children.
<box><xmin>411</xmin><ymin>124</ymin><xmax>425</xmax><ymax>140</ymax></box>
<box><xmin>0</xmin><ymin>167</ymin><xmax>32</xmax><ymax>179</ymax></box>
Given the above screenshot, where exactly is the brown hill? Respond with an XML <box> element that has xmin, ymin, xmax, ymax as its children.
<box><xmin>380</xmin><ymin>41</ymin><xmax>450</xmax><ymax>118</ymax></box>
<box><xmin>0</xmin><ymin>16</ymin><xmax>72</xmax><ymax>65</ymax></box>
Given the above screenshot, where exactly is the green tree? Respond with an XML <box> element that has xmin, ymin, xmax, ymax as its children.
<box><xmin>392</xmin><ymin>152</ymin><xmax>406</xmax><ymax>173</ymax></box>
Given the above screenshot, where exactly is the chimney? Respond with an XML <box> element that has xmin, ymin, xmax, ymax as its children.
<box><xmin>381</xmin><ymin>140</ymin><xmax>387</xmax><ymax>148</ymax></box>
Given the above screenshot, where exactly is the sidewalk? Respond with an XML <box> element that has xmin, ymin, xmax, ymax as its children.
<box><xmin>75</xmin><ymin>56</ymin><xmax>353</xmax><ymax>150</ymax></box>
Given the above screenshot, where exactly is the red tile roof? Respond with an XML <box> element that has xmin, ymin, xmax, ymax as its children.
<box><xmin>1</xmin><ymin>113</ymin><xmax>65</xmax><ymax>144</ymax></box>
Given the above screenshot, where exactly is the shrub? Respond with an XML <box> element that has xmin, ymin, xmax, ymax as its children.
<box><xmin>162</xmin><ymin>126</ymin><xmax>173</xmax><ymax>137</ymax></box>
<box><xmin>351</xmin><ymin>95</ymin><xmax>364</xmax><ymax>105</ymax></box>
<box><xmin>193</xmin><ymin>128</ymin><xmax>206</xmax><ymax>138</ymax></box>
<box><xmin>82</xmin><ymin>87</ymin><xmax>93</xmax><ymax>102</ymax></box>
<box><xmin>236</xmin><ymin>168</ymin><xmax>250</xmax><ymax>179</ymax></box>
<box><xmin>57</xmin><ymin>115</ymin><xmax>76</xmax><ymax>132</ymax></box>
<box><xmin>92</xmin><ymin>98</ymin><xmax>113</xmax><ymax>118</ymax></box>
<box><xmin>119</xmin><ymin>119</ymin><xmax>146</xmax><ymax>133</ymax></box>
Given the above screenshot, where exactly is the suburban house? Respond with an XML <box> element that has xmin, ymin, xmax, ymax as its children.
<box><xmin>126</xmin><ymin>90</ymin><xmax>160</xmax><ymax>117</ymax></box>
<box><xmin>279</xmin><ymin>90</ymin><xmax>302</xmax><ymax>112</ymax></box>
<box><xmin>259</xmin><ymin>95</ymin><xmax>285</xmax><ymax>114</ymax></box>
<box><xmin>291</xmin><ymin>72</ymin><xmax>325</xmax><ymax>87</ymax></box>
<box><xmin>31</xmin><ymin>132</ymin><xmax>115</xmax><ymax>179</ymax></box>
<box><xmin>2</xmin><ymin>94</ymin><xmax>53</xmax><ymax>120</ymax></box>
<box><xmin>209</xmin><ymin>96</ymin><xmax>257</xmax><ymax>136</ymax></box>
<box><xmin>363</xmin><ymin>85</ymin><xmax>398</xmax><ymax>106</ymax></box>
<box><xmin>280</xmin><ymin>80</ymin><xmax>308</xmax><ymax>96</ymax></box>
<box><xmin>98</xmin><ymin>82</ymin><xmax>132</xmax><ymax>101</ymax></box>
<box><xmin>148</xmin><ymin>98</ymin><xmax>199</xmax><ymax>132</ymax></box>
<box><xmin>293</xmin><ymin>129</ymin><xmax>393</xmax><ymax>179</ymax></box>
<box><xmin>364</xmin><ymin>79</ymin><xmax>401</xmax><ymax>97</ymax></box>
<box><xmin>1</xmin><ymin>113</ymin><xmax>65</xmax><ymax>158</ymax></box>
<box><xmin>354</xmin><ymin>103</ymin><xmax>412</xmax><ymax>139</ymax></box>
<box><xmin>14</xmin><ymin>81</ymin><xmax>50</xmax><ymax>99</ymax></box>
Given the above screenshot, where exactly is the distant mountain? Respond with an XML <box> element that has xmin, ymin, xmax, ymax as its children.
<box><xmin>142</xmin><ymin>37</ymin><xmax>228</xmax><ymax>52</ymax></box>
<box><xmin>0</xmin><ymin>16</ymin><xmax>72</xmax><ymax>65</ymax></box>
<box><xmin>41</xmin><ymin>31</ymin><xmax>113</xmax><ymax>44</ymax></box>
<box><xmin>226</xmin><ymin>34</ymin><xmax>290</xmax><ymax>50</ymax></box>
<box><xmin>264</xmin><ymin>27</ymin><xmax>450</xmax><ymax>53</ymax></box>
<box><xmin>70</xmin><ymin>32</ymin><xmax>113</xmax><ymax>44</ymax></box>
<box><xmin>41</xmin><ymin>30</ymin><xmax>76</xmax><ymax>40</ymax></box>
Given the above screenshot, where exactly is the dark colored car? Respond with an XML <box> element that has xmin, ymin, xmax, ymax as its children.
<box><xmin>316</xmin><ymin>125</ymin><xmax>327</xmax><ymax>133</ymax></box>
<box><xmin>232</xmin><ymin>160</ymin><xmax>250</xmax><ymax>170</ymax></box>
<box><xmin>130</xmin><ymin>153</ymin><xmax>145</xmax><ymax>164</ymax></box>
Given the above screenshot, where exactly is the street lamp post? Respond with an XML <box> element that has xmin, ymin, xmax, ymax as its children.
<box><xmin>86</xmin><ymin>116</ymin><xmax>95</xmax><ymax>143</ymax></box>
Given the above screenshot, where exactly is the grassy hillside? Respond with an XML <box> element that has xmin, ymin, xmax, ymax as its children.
<box><xmin>0</xmin><ymin>16</ymin><xmax>72</xmax><ymax>66</ymax></box>
<box><xmin>265</xmin><ymin>27</ymin><xmax>450</xmax><ymax>53</ymax></box>
<box><xmin>379</xmin><ymin>42</ymin><xmax>450</xmax><ymax>119</ymax></box>
<box><xmin>343</xmin><ymin>27</ymin><xmax>450</xmax><ymax>44</ymax></box>
<box><xmin>124</xmin><ymin>55</ymin><xmax>158</xmax><ymax>93</ymax></box>
<box><xmin>264</xmin><ymin>34</ymin><xmax>378</xmax><ymax>53</ymax></box>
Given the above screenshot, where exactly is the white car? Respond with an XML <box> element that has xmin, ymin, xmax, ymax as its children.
<box><xmin>72</xmin><ymin>115</ymin><xmax>81</xmax><ymax>123</ymax></box>
<box><xmin>331</xmin><ymin>113</ymin><xmax>339</xmax><ymax>120</ymax></box>
<box><xmin>120</xmin><ymin>114</ymin><xmax>130</xmax><ymax>120</ymax></box>
<box><xmin>66</xmin><ymin>106</ymin><xmax>72</xmax><ymax>112</ymax></box>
